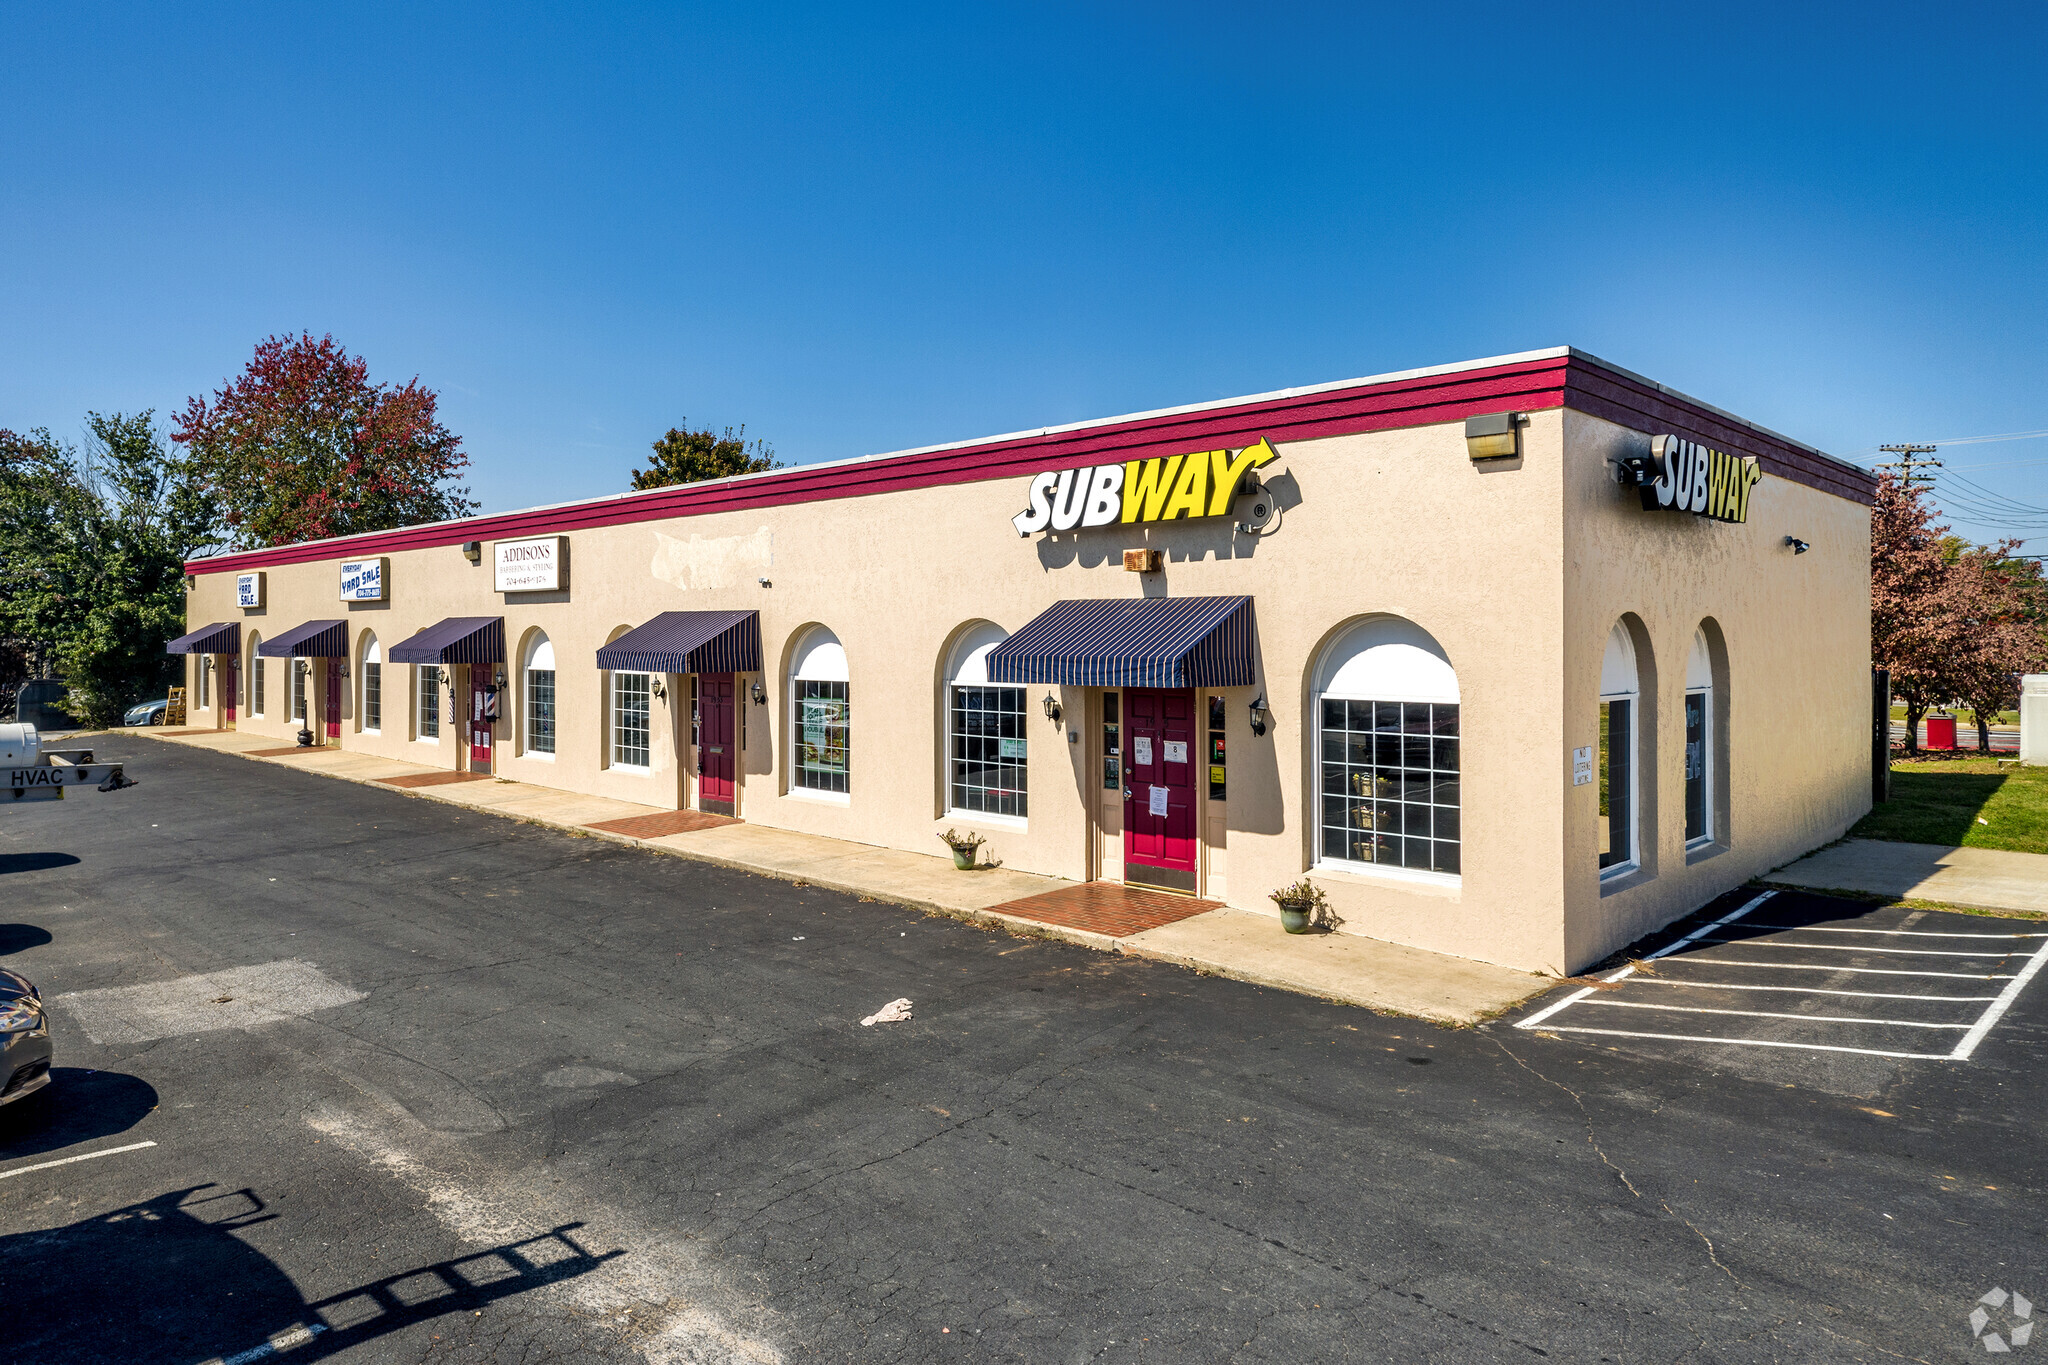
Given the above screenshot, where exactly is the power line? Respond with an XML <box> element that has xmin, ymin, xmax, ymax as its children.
<box><xmin>1876</xmin><ymin>443</ymin><xmax>1941</xmax><ymax>487</ymax></box>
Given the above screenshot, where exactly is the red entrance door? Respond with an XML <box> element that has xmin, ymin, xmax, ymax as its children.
<box><xmin>324</xmin><ymin>658</ymin><xmax>342</xmax><ymax>741</ymax></box>
<box><xmin>1122</xmin><ymin>688</ymin><xmax>1199</xmax><ymax>892</ymax></box>
<box><xmin>224</xmin><ymin>658</ymin><xmax>238</xmax><ymax>727</ymax></box>
<box><xmin>467</xmin><ymin>670</ymin><xmax>495</xmax><ymax>773</ymax></box>
<box><xmin>698</xmin><ymin>673</ymin><xmax>736</xmax><ymax>815</ymax></box>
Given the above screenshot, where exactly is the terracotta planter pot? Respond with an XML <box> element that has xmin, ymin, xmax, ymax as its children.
<box><xmin>1278</xmin><ymin>903</ymin><xmax>1312</xmax><ymax>934</ymax></box>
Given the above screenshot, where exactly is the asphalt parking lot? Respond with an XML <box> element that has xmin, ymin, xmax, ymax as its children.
<box><xmin>2</xmin><ymin>739</ymin><xmax>2045</xmax><ymax>1363</ymax></box>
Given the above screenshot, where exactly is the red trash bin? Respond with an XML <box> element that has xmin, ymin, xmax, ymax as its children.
<box><xmin>1926</xmin><ymin>715</ymin><xmax>1957</xmax><ymax>749</ymax></box>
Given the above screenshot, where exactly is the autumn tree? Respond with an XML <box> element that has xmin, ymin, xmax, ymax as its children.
<box><xmin>173</xmin><ymin>333</ymin><xmax>476</xmax><ymax>547</ymax></box>
<box><xmin>1946</xmin><ymin>546</ymin><xmax>2048</xmax><ymax>751</ymax></box>
<box><xmin>631</xmin><ymin>422</ymin><xmax>780</xmax><ymax>491</ymax></box>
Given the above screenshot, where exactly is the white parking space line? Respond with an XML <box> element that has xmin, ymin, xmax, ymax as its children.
<box><xmin>1626</xmin><ymin>978</ymin><xmax>2001</xmax><ymax>1002</ymax></box>
<box><xmin>1516</xmin><ymin>891</ymin><xmax>2048</xmax><ymax>1062</ymax></box>
<box><xmin>1580</xmin><ymin>999</ymin><xmax>1973</xmax><ymax>1028</ymax></box>
<box><xmin>0</xmin><ymin>1140</ymin><xmax>157</xmax><ymax>1181</ymax></box>
<box><xmin>1693</xmin><ymin>937</ymin><xmax>2032</xmax><ymax>957</ymax></box>
<box><xmin>1952</xmin><ymin>944</ymin><xmax>2048</xmax><ymax>1060</ymax></box>
<box><xmin>1530</xmin><ymin>1026</ymin><xmax>1954</xmax><ymax>1061</ymax></box>
<box><xmin>1678</xmin><ymin>959</ymin><xmax>2016</xmax><ymax>978</ymax></box>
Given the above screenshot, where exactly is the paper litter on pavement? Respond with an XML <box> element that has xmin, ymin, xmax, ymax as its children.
<box><xmin>861</xmin><ymin>997</ymin><xmax>914</xmax><ymax>1026</ymax></box>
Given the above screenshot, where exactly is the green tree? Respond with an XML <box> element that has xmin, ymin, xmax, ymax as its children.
<box><xmin>0</xmin><ymin>414</ymin><xmax>221</xmax><ymax>726</ymax></box>
<box><xmin>631</xmin><ymin>422</ymin><xmax>781</xmax><ymax>491</ymax></box>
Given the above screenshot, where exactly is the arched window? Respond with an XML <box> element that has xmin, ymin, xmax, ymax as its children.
<box><xmin>946</xmin><ymin>623</ymin><xmax>1024</xmax><ymax>818</ymax></box>
<box><xmin>1685</xmin><ymin>628</ymin><xmax>1713</xmax><ymax>846</ymax></box>
<box><xmin>790</xmin><ymin>627</ymin><xmax>850</xmax><ymax>796</ymax></box>
<box><xmin>524</xmin><ymin>633</ymin><xmax>556</xmax><ymax>757</ymax></box>
<box><xmin>360</xmin><ymin>633</ymin><xmax>382</xmax><ymax>734</ymax></box>
<box><xmin>248</xmin><ymin>634</ymin><xmax>266</xmax><ymax>718</ymax></box>
<box><xmin>1599</xmin><ymin>624</ymin><xmax>1639</xmax><ymax>875</ymax></box>
<box><xmin>1314</xmin><ymin>617</ymin><xmax>1461</xmax><ymax>878</ymax></box>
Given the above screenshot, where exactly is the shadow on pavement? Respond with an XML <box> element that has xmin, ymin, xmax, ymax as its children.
<box><xmin>0</xmin><ymin>1183</ymin><xmax>621</xmax><ymax>1364</ymax></box>
<box><xmin>0</xmin><ymin>852</ymin><xmax>81</xmax><ymax>876</ymax></box>
<box><xmin>0</xmin><ymin>1069</ymin><xmax>160</xmax><ymax>1161</ymax></box>
<box><xmin>0</xmin><ymin>923</ymin><xmax>54</xmax><ymax>954</ymax></box>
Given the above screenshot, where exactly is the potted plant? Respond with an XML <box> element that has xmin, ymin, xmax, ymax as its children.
<box><xmin>938</xmin><ymin>828</ymin><xmax>987</xmax><ymax>870</ymax></box>
<box><xmin>1268</xmin><ymin>876</ymin><xmax>1331</xmax><ymax>934</ymax></box>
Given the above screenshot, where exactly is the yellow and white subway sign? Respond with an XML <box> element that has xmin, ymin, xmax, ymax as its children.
<box><xmin>1644</xmin><ymin>435</ymin><xmax>1762</xmax><ymax>523</ymax></box>
<box><xmin>1012</xmin><ymin>438</ymin><xmax>1278</xmax><ymax>535</ymax></box>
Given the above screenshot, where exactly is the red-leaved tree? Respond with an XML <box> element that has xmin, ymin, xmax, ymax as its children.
<box><xmin>173</xmin><ymin>333</ymin><xmax>476</xmax><ymax>547</ymax></box>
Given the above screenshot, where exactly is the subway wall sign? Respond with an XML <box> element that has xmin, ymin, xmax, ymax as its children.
<box><xmin>1012</xmin><ymin>438</ymin><xmax>1279</xmax><ymax>535</ymax></box>
<box><xmin>1640</xmin><ymin>435</ymin><xmax>1762</xmax><ymax>523</ymax></box>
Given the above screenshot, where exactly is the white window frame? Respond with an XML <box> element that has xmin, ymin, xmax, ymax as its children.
<box><xmin>524</xmin><ymin>634</ymin><xmax>556</xmax><ymax>759</ymax></box>
<box><xmin>250</xmin><ymin>643</ymin><xmax>266</xmax><ymax>718</ymax></box>
<box><xmin>360</xmin><ymin>635</ymin><xmax>381</xmax><ymax>735</ymax></box>
<box><xmin>417</xmin><ymin>665</ymin><xmax>441</xmax><ymax>742</ymax></box>
<box><xmin>1599</xmin><ymin>624</ymin><xmax>1641</xmax><ymax>880</ymax></box>
<box><xmin>1684</xmin><ymin>628</ymin><xmax>1714</xmax><ymax>848</ymax></box>
<box><xmin>945</xmin><ymin>624</ymin><xmax>1026</xmax><ymax>826</ymax></box>
<box><xmin>197</xmin><ymin>657</ymin><xmax>210</xmax><ymax>710</ymax></box>
<box><xmin>290</xmin><ymin>660</ymin><xmax>307</xmax><ymax>724</ymax></box>
<box><xmin>789</xmin><ymin>627</ymin><xmax>850</xmax><ymax>804</ymax></box>
<box><xmin>612</xmin><ymin>670</ymin><xmax>652</xmax><ymax>772</ymax></box>
<box><xmin>1310</xmin><ymin>617</ymin><xmax>1462</xmax><ymax>887</ymax></box>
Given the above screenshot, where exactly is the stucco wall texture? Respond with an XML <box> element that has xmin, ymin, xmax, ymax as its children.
<box><xmin>181</xmin><ymin>395</ymin><xmax>1872</xmax><ymax>976</ymax></box>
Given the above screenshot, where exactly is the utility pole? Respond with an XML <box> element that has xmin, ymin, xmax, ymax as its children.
<box><xmin>1876</xmin><ymin>442</ymin><xmax>1942</xmax><ymax>487</ymax></box>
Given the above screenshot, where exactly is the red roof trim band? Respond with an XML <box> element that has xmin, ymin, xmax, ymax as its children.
<box><xmin>186</xmin><ymin>352</ymin><xmax>1866</xmax><ymax>574</ymax></box>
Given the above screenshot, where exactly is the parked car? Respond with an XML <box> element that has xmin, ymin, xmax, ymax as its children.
<box><xmin>124</xmin><ymin>698</ymin><xmax>169</xmax><ymax>726</ymax></box>
<box><xmin>0</xmin><ymin>969</ymin><xmax>51</xmax><ymax>1106</ymax></box>
<box><xmin>14</xmin><ymin>679</ymin><xmax>75</xmax><ymax>731</ymax></box>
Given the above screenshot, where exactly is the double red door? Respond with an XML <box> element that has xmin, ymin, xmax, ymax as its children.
<box><xmin>698</xmin><ymin>673</ymin><xmax>736</xmax><ymax>815</ymax></box>
<box><xmin>1122</xmin><ymin>688</ymin><xmax>1199</xmax><ymax>892</ymax></box>
<box><xmin>467</xmin><ymin>670</ymin><xmax>494</xmax><ymax>772</ymax></box>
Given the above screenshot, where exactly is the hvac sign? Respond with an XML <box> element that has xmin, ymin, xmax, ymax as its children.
<box><xmin>1640</xmin><ymin>435</ymin><xmax>1762</xmax><ymax>523</ymax></box>
<box><xmin>1012</xmin><ymin>438</ymin><xmax>1278</xmax><ymax>536</ymax></box>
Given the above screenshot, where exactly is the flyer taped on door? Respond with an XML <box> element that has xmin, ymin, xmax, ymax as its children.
<box><xmin>1133</xmin><ymin>736</ymin><xmax>1153</xmax><ymax>766</ymax></box>
<box><xmin>1163</xmin><ymin>740</ymin><xmax>1188</xmax><ymax>764</ymax></box>
<box><xmin>1148</xmin><ymin>785</ymin><xmax>1169</xmax><ymax>818</ymax></box>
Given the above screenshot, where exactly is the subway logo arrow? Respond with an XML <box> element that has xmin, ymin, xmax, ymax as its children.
<box><xmin>1012</xmin><ymin>438</ymin><xmax>1279</xmax><ymax>536</ymax></box>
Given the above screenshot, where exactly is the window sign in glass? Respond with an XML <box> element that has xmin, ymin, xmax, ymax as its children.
<box><xmin>950</xmin><ymin>685</ymin><xmax>1026</xmax><ymax>816</ymax></box>
<box><xmin>1319</xmin><ymin>699</ymin><xmax>1460</xmax><ymax>874</ymax></box>
<box><xmin>1684</xmin><ymin>690</ymin><xmax>1709</xmax><ymax>843</ymax></box>
<box><xmin>1599</xmin><ymin>699</ymin><xmax>1633</xmax><ymax>870</ymax></box>
<box><xmin>1101</xmin><ymin>690</ymin><xmax>1120</xmax><ymax>791</ymax></box>
<box><xmin>796</xmin><ymin>680</ymin><xmax>849</xmax><ymax>793</ymax></box>
<box><xmin>1207</xmin><ymin>694</ymin><xmax>1227</xmax><ymax>800</ymax></box>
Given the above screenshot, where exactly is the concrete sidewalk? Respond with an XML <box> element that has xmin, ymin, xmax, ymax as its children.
<box><xmin>1768</xmin><ymin>837</ymin><xmax>2048</xmax><ymax>915</ymax></box>
<box><xmin>126</xmin><ymin>727</ymin><xmax>1549</xmax><ymax>1023</ymax></box>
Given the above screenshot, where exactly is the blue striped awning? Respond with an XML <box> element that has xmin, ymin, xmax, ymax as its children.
<box><xmin>987</xmin><ymin>596</ymin><xmax>1257</xmax><ymax>689</ymax></box>
<box><xmin>256</xmin><ymin>619</ymin><xmax>347</xmax><ymax>658</ymax></box>
<box><xmin>389</xmin><ymin>617</ymin><xmax>504</xmax><ymax>665</ymax></box>
<box><xmin>595</xmin><ymin>611</ymin><xmax>761</xmax><ymax>674</ymax></box>
<box><xmin>166</xmin><ymin>621</ymin><xmax>239</xmax><ymax>655</ymax></box>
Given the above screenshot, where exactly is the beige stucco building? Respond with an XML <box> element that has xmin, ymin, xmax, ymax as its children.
<box><xmin>171</xmin><ymin>347</ymin><xmax>1875</xmax><ymax>975</ymax></box>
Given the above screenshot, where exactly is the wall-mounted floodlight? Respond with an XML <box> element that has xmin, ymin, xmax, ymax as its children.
<box><xmin>1786</xmin><ymin>537</ymin><xmax>1810</xmax><ymax>555</ymax></box>
<box><xmin>1464</xmin><ymin>412</ymin><xmax>1527</xmax><ymax>461</ymax></box>
<box><xmin>462</xmin><ymin>541</ymin><xmax>482</xmax><ymax>563</ymax></box>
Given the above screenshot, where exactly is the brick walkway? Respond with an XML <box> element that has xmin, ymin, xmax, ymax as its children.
<box><xmin>378</xmin><ymin>771</ymin><xmax>495</xmax><ymax>788</ymax></box>
<box><xmin>586</xmin><ymin>810</ymin><xmax>741</xmax><ymax>838</ymax></box>
<box><xmin>984</xmin><ymin>882</ymin><xmax>1220</xmax><ymax>938</ymax></box>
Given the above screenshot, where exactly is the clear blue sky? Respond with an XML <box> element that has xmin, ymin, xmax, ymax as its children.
<box><xmin>4</xmin><ymin>3</ymin><xmax>2044</xmax><ymax>544</ymax></box>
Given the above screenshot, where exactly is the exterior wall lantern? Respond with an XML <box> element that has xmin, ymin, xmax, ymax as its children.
<box><xmin>1042</xmin><ymin>693</ymin><xmax>1062</xmax><ymax>726</ymax></box>
<box><xmin>749</xmin><ymin>680</ymin><xmax>767</xmax><ymax>705</ymax></box>
<box><xmin>651</xmin><ymin>678</ymin><xmax>667</xmax><ymax>701</ymax></box>
<box><xmin>1248</xmin><ymin>694</ymin><xmax>1269</xmax><ymax>737</ymax></box>
<box><xmin>1463</xmin><ymin>411</ymin><xmax>1527</xmax><ymax>461</ymax></box>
